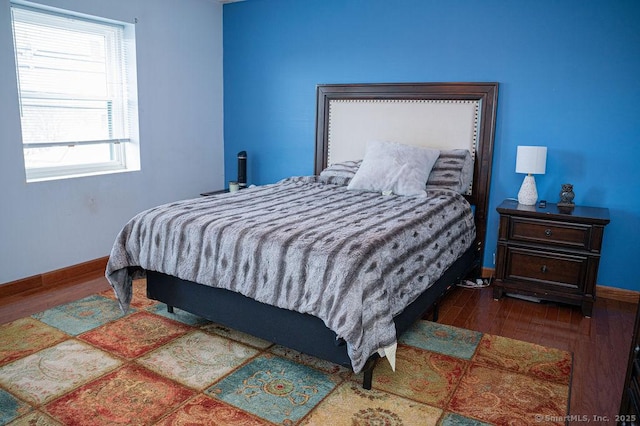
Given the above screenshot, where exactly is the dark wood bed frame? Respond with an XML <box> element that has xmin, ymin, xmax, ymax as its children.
<box><xmin>146</xmin><ymin>82</ymin><xmax>498</xmax><ymax>388</ymax></box>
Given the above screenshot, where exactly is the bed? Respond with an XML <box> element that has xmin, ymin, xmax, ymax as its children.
<box><xmin>106</xmin><ymin>82</ymin><xmax>498</xmax><ymax>389</ymax></box>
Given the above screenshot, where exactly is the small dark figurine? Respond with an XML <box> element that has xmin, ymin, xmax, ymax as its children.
<box><xmin>558</xmin><ymin>183</ymin><xmax>575</xmax><ymax>208</ymax></box>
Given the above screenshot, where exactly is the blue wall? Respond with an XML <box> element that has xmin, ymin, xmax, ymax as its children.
<box><xmin>223</xmin><ymin>0</ymin><xmax>640</xmax><ymax>290</ymax></box>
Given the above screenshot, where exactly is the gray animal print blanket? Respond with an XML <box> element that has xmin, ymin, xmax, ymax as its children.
<box><xmin>105</xmin><ymin>176</ymin><xmax>475</xmax><ymax>373</ymax></box>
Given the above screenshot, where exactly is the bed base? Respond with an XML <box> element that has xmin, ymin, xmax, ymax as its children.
<box><xmin>146</xmin><ymin>245</ymin><xmax>477</xmax><ymax>389</ymax></box>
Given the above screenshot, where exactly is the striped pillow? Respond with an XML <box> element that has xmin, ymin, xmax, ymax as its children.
<box><xmin>426</xmin><ymin>149</ymin><xmax>474</xmax><ymax>194</ymax></box>
<box><xmin>319</xmin><ymin>160</ymin><xmax>362</xmax><ymax>185</ymax></box>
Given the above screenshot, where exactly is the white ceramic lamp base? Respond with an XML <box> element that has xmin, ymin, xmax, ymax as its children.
<box><xmin>517</xmin><ymin>174</ymin><xmax>538</xmax><ymax>205</ymax></box>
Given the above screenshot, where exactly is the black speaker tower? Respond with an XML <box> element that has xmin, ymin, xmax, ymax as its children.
<box><xmin>237</xmin><ymin>151</ymin><xmax>247</xmax><ymax>189</ymax></box>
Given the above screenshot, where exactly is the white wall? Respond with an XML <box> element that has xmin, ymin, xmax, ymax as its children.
<box><xmin>0</xmin><ymin>0</ymin><xmax>224</xmax><ymax>284</ymax></box>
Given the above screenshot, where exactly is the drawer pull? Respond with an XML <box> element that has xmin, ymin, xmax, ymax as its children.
<box><xmin>635</xmin><ymin>345</ymin><xmax>640</xmax><ymax>354</ymax></box>
<box><xmin>541</xmin><ymin>265</ymin><xmax>548</xmax><ymax>273</ymax></box>
<box><xmin>544</xmin><ymin>229</ymin><xmax>552</xmax><ymax>237</ymax></box>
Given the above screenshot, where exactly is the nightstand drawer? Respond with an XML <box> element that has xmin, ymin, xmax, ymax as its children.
<box><xmin>504</xmin><ymin>247</ymin><xmax>587</xmax><ymax>292</ymax></box>
<box><xmin>509</xmin><ymin>217</ymin><xmax>591</xmax><ymax>250</ymax></box>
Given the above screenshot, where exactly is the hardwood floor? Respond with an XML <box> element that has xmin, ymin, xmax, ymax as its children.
<box><xmin>0</xmin><ymin>278</ymin><xmax>635</xmax><ymax>422</ymax></box>
<box><xmin>0</xmin><ymin>276</ymin><xmax>111</xmax><ymax>324</ymax></box>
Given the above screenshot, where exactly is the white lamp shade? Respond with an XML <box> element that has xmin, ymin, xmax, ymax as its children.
<box><xmin>516</xmin><ymin>146</ymin><xmax>547</xmax><ymax>175</ymax></box>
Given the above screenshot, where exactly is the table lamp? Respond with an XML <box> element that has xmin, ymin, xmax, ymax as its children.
<box><xmin>515</xmin><ymin>146</ymin><xmax>547</xmax><ymax>205</ymax></box>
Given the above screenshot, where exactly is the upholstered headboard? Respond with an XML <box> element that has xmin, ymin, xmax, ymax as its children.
<box><xmin>314</xmin><ymin>82</ymin><xmax>498</xmax><ymax>268</ymax></box>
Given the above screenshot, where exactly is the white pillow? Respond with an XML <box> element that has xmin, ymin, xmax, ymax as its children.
<box><xmin>347</xmin><ymin>140</ymin><xmax>440</xmax><ymax>196</ymax></box>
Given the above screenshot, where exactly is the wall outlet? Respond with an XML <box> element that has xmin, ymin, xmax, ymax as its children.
<box><xmin>492</xmin><ymin>252</ymin><xmax>496</xmax><ymax>266</ymax></box>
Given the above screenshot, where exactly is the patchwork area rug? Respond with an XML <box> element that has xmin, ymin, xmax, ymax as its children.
<box><xmin>0</xmin><ymin>281</ymin><xmax>572</xmax><ymax>425</ymax></box>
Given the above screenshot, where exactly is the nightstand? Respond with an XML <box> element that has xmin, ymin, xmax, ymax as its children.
<box><xmin>493</xmin><ymin>199</ymin><xmax>610</xmax><ymax>317</ymax></box>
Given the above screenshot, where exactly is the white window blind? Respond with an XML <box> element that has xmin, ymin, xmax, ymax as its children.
<box><xmin>11</xmin><ymin>3</ymin><xmax>139</xmax><ymax>182</ymax></box>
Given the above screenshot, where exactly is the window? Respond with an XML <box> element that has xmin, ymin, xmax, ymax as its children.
<box><xmin>10</xmin><ymin>3</ymin><xmax>139</xmax><ymax>182</ymax></box>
